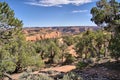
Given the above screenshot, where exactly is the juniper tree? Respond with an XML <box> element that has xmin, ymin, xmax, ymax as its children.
<box><xmin>75</xmin><ymin>30</ymin><xmax>110</xmax><ymax>59</ymax></box>
<box><xmin>0</xmin><ymin>2</ymin><xmax>44</xmax><ymax>79</ymax></box>
<box><xmin>91</xmin><ymin>0</ymin><xmax>120</xmax><ymax>60</ymax></box>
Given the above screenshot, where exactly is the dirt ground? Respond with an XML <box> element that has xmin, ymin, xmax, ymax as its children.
<box><xmin>4</xmin><ymin>65</ymin><xmax>76</xmax><ymax>80</ymax></box>
<box><xmin>3</xmin><ymin>45</ymin><xmax>120</xmax><ymax>80</ymax></box>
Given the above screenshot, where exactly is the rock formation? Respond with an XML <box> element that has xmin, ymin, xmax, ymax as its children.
<box><xmin>25</xmin><ymin>31</ymin><xmax>61</xmax><ymax>41</ymax></box>
<box><xmin>23</xmin><ymin>26</ymin><xmax>99</xmax><ymax>41</ymax></box>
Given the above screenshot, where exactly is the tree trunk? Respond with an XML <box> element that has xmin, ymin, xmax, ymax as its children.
<box><xmin>14</xmin><ymin>63</ymin><xmax>22</xmax><ymax>73</ymax></box>
<box><xmin>93</xmin><ymin>46</ymin><xmax>100</xmax><ymax>58</ymax></box>
<box><xmin>40</xmin><ymin>51</ymin><xmax>44</xmax><ymax>59</ymax></box>
<box><xmin>104</xmin><ymin>47</ymin><xmax>108</xmax><ymax>57</ymax></box>
<box><xmin>104</xmin><ymin>41</ymin><xmax>109</xmax><ymax>57</ymax></box>
<box><xmin>89</xmin><ymin>48</ymin><xmax>95</xmax><ymax>57</ymax></box>
<box><xmin>49</xmin><ymin>48</ymin><xmax>54</xmax><ymax>64</ymax></box>
<box><xmin>62</xmin><ymin>50</ymin><xmax>65</xmax><ymax>63</ymax></box>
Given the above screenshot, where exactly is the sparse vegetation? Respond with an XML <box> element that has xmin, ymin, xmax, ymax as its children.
<box><xmin>0</xmin><ymin>0</ymin><xmax>120</xmax><ymax>80</ymax></box>
<box><xmin>19</xmin><ymin>72</ymin><xmax>53</xmax><ymax>80</ymax></box>
<box><xmin>60</xmin><ymin>72</ymin><xmax>83</xmax><ymax>80</ymax></box>
<box><xmin>76</xmin><ymin>61</ymin><xmax>89</xmax><ymax>69</ymax></box>
<box><xmin>64</xmin><ymin>53</ymin><xmax>76</xmax><ymax>65</ymax></box>
<box><xmin>63</xmin><ymin>36</ymin><xmax>74</xmax><ymax>46</ymax></box>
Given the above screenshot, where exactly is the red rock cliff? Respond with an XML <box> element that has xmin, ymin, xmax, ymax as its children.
<box><xmin>25</xmin><ymin>31</ymin><xmax>61</xmax><ymax>41</ymax></box>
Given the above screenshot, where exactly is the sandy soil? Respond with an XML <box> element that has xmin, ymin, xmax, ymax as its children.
<box><xmin>41</xmin><ymin>65</ymin><xmax>76</xmax><ymax>73</ymax></box>
<box><xmin>67</xmin><ymin>45</ymin><xmax>78</xmax><ymax>57</ymax></box>
<box><xmin>4</xmin><ymin>65</ymin><xmax>76</xmax><ymax>80</ymax></box>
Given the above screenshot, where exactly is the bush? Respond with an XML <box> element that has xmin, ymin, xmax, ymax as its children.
<box><xmin>63</xmin><ymin>36</ymin><xmax>74</xmax><ymax>46</ymax></box>
<box><xmin>19</xmin><ymin>71</ymin><xmax>83</xmax><ymax>80</ymax></box>
<box><xmin>60</xmin><ymin>72</ymin><xmax>83</xmax><ymax>80</ymax></box>
<box><xmin>19</xmin><ymin>72</ymin><xmax>53</xmax><ymax>80</ymax></box>
<box><xmin>64</xmin><ymin>54</ymin><xmax>75</xmax><ymax>65</ymax></box>
<box><xmin>76</xmin><ymin>61</ymin><xmax>89</xmax><ymax>69</ymax></box>
<box><xmin>109</xmin><ymin>33</ymin><xmax>120</xmax><ymax>60</ymax></box>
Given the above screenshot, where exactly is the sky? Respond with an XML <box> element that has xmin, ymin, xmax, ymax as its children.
<box><xmin>1</xmin><ymin>0</ymin><xmax>99</xmax><ymax>27</ymax></box>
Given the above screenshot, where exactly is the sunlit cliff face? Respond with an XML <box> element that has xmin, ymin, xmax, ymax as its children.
<box><xmin>24</xmin><ymin>30</ymin><xmax>61</xmax><ymax>41</ymax></box>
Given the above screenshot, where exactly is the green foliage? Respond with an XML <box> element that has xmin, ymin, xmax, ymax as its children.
<box><xmin>0</xmin><ymin>2</ymin><xmax>23</xmax><ymax>27</ymax></box>
<box><xmin>19</xmin><ymin>72</ymin><xmax>53</xmax><ymax>80</ymax></box>
<box><xmin>60</xmin><ymin>74</ymin><xmax>71</xmax><ymax>80</ymax></box>
<box><xmin>0</xmin><ymin>2</ymin><xmax>44</xmax><ymax>78</ymax></box>
<box><xmin>0</xmin><ymin>46</ymin><xmax>16</xmax><ymax>73</ymax></box>
<box><xmin>75</xmin><ymin>30</ymin><xmax>111</xmax><ymax>58</ymax></box>
<box><xmin>19</xmin><ymin>71</ymin><xmax>83</xmax><ymax>80</ymax></box>
<box><xmin>7</xmin><ymin>37</ymin><xmax>44</xmax><ymax>73</ymax></box>
<box><xmin>33</xmin><ymin>38</ymin><xmax>65</xmax><ymax>64</ymax></box>
<box><xmin>34</xmin><ymin>39</ymin><xmax>50</xmax><ymax>59</ymax></box>
<box><xmin>0</xmin><ymin>1</ymin><xmax>23</xmax><ymax>77</ymax></box>
<box><xmin>34</xmin><ymin>38</ymin><xmax>69</xmax><ymax>64</ymax></box>
<box><xmin>109</xmin><ymin>33</ymin><xmax>120</xmax><ymax>60</ymax></box>
<box><xmin>64</xmin><ymin>53</ymin><xmax>75</xmax><ymax>65</ymax></box>
<box><xmin>75</xmin><ymin>30</ymin><xmax>95</xmax><ymax>58</ymax></box>
<box><xmin>76</xmin><ymin>61</ymin><xmax>89</xmax><ymax>69</ymax></box>
<box><xmin>49</xmin><ymin>40</ymin><xmax>61</xmax><ymax>63</ymax></box>
<box><xmin>63</xmin><ymin>36</ymin><xmax>74</xmax><ymax>46</ymax></box>
<box><xmin>73</xmin><ymin>34</ymin><xmax>82</xmax><ymax>43</ymax></box>
<box><xmin>60</xmin><ymin>72</ymin><xmax>83</xmax><ymax>80</ymax></box>
<box><xmin>91</xmin><ymin>0</ymin><xmax>120</xmax><ymax>60</ymax></box>
<box><xmin>91</xmin><ymin>0</ymin><xmax>120</xmax><ymax>30</ymax></box>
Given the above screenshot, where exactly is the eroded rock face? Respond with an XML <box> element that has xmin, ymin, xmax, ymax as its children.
<box><xmin>25</xmin><ymin>31</ymin><xmax>61</xmax><ymax>41</ymax></box>
<box><xmin>23</xmin><ymin>26</ymin><xmax>99</xmax><ymax>41</ymax></box>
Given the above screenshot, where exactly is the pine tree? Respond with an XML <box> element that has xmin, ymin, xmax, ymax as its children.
<box><xmin>0</xmin><ymin>2</ymin><xmax>23</xmax><ymax>79</ymax></box>
<box><xmin>0</xmin><ymin>2</ymin><xmax>44</xmax><ymax>79</ymax></box>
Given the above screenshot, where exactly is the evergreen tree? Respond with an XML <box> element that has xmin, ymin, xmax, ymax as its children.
<box><xmin>0</xmin><ymin>2</ymin><xmax>44</xmax><ymax>79</ymax></box>
<box><xmin>91</xmin><ymin>0</ymin><xmax>120</xmax><ymax>60</ymax></box>
<box><xmin>48</xmin><ymin>40</ymin><xmax>61</xmax><ymax>64</ymax></box>
<box><xmin>75</xmin><ymin>30</ymin><xmax>110</xmax><ymax>59</ymax></box>
<box><xmin>109</xmin><ymin>33</ymin><xmax>120</xmax><ymax>60</ymax></box>
<box><xmin>0</xmin><ymin>2</ymin><xmax>23</xmax><ymax>78</ymax></box>
<box><xmin>91</xmin><ymin>0</ymin><xmax>120</xmax><ymax>31</ymax></box>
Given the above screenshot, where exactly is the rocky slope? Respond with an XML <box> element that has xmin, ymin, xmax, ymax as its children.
<box><xmin>23</xmin><ymin>26</ymin><xmax>99</xmax><ymax>41</ymax></box>
<box><xmin>25</xmin><ymin>31</ymin><xmax>61</xmax><ymax>41</ymax></box>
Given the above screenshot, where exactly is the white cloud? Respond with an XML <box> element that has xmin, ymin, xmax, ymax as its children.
<box><xmin>25</xmin><ymin>0</ymin><xmax>94</xmax><ymax>7</ymax></box>
<box><xmin>72</xmin><ymin>10</ymin><xmax>88</xmax><ymax>13</ymax></box>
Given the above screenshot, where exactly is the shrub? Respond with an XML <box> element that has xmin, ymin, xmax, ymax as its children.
<box><xmin>19</xmin><ymin>72</ymin><xmax>53</xmax><ymax>80</ymax></box>
<box><xmin>76</xmin><ymin>61</ymin><xmax>89</xmax><ymax>69</ymax></box>
<box><xmin>64</xmin><ymin>54</ymin><xmax>75</xmax><ymax>65</ymax></box>
<box><xmin>63</xmin><ymin>36</ymin><xmax>74</xmax><ymax>46</ymax></box>
<box><xmin>60</xmin><ymin>72</ymin><xmax>83</xmax><ymax>80</ymax></box>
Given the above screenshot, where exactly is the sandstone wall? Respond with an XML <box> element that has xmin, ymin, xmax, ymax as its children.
<box><xmin>25</xmin><ymin>31</ymin><xmax>61</xmax><ymax>41</ymax></box>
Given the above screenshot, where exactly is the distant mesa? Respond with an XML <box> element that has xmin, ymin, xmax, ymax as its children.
<box><xmin>23</xmin><ymin>26</ymin><xmax>99</xmax><ymax>41</ymax></box>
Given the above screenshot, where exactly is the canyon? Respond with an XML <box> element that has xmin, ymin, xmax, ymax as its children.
<box><xmin>23</xmin><ymin>26</ymin><xmax>99</xmax><ymax>41</ymax></box>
